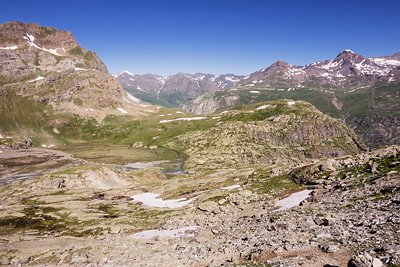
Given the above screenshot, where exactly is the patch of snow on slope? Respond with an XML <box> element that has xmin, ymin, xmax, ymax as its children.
<box><xmin>287</xmin><ymin>101</ymin><xmax>295</xmax><ymax>105</ymax></box>
<box><xmin>0</xmin><ymin>46</ymin><xmax>18</xmax><ymax>50</ymax></box>
<box><xmin>131</xmin><ymin>193</ymin><xmax>195</xmax><ymax>208</ymax></box>
<box><xmin>250</xmin><ymin>91</ymin><xmax>260</xmax><ymax>93</ymax></box>
<box><xmin>256</xmin><ymin>104</ymin><xmax>270</xmax><ymax>110</ymax></box>
<box><xmin>28</xmin><ymin>76</ymin><xmax>45</xmax><ymax>82</ymax></box>
<box><xmin>225</xmin><ymin>76</ymin><xmax>240</xmax><ymax>83</ymax></box>
<box><xmin>221</xmin><ymin>185</ymin><xmax>241</xmax><ymax>190</ymax></box>
<box><xmin>122</xmin><ymin>70</ymin><xmax>135</xmax><ymax>76</ymax></box>
<box><xmin>117</xmin><ymin>108</ymin><xmax>128</xmax><ymax>114</ymax></box>
<box><xmin>131</xmin><ymin>226</ymin><xmax>199</xmax><ymax>239</ymax></box>
<box><xmin>275</xmin><ymin>190</ymin><xmax>313</xmax><ymax>211</ymax></box>
<box><xmin>159</xmin><ymin>117</ymin><xmax>207</xmax><ymax>123</ymax></box>
<box><xmin>24</xmin><ymin>34</ymin><xmax>63</xmax><ymax>56</ymax></box>
<box><xmin>122</xmin><ymin>97</ymin><xmax>131</xmax><ymax>104</ymax></box>
<box><xmin>126</xmin><ymin>92</ymin><xmax>141</xmax><ymax>103</ymax></box>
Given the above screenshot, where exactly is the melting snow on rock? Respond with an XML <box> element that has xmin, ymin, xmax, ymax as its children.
<box><xmin>221</xmin><ymin>185</ymin><xmax>241</xmax><ymax>190</ymax></box>
<box><xmin>131</xmin><ymin>193</ymin><xmax>195</xmax><ymax>208</ymax></box>
<box><xmin>256</xmin><ymin>104</ymin><xmax>270</xmax><ymax>110</ymax></box>
<box><xmin>130</xmin><ymin>226</ymin><xmax>199</xmax><ymax>239</ymax></box>
<box><xmin>159</xmin><ymin>117</ymin><xmax>207</xmax><ymax>123</ymax></box>
<box><xmin>117</xmin><ymin>108</ymin><xmax>128</xmax><ymax>114</ymax></box>
<box><xmin>275</xmin><ymin>189</ymin><xmax>313</xmax><ymax>211</ymax></box>
<box><xmin>0</xmin><ymin>46</ymin><xmax>18</xmax><ymax>50</ymax></box>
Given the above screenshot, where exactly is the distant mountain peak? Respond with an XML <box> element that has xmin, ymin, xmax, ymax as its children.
<box><xmin>122</xmin><ymin>70</ymin><xmax>134</xmax><ymax>76</ymax></box>
<box><xmin>334</xmin><ymin>50</ymin><xmax>365</xmax><ymax>63</ymax></box>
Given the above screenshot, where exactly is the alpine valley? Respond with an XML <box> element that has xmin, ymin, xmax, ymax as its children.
<box><xmin>0</xmin><ymin>21</ymin><xmax>399</xmax><ymax>267</ymax></box>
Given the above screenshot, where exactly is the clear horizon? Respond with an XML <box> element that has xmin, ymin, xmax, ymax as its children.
<box><xmin>2</xmin><ymin>0</ymin><xmax>400</xmax><ymax>76</ymax></box>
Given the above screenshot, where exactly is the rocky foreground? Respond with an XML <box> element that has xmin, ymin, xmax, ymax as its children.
<box><xmin>0</xmin><ymin>145</ymin><xmax>398</xmax><ymax>266</ymax></box>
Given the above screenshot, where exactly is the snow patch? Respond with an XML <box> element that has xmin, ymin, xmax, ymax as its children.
<box><xmin>250</xmin><ymin>91</ymin><xmax>260</xmax><ymax>94</ymax></box>
<box><xmin>117</xmin><ymin>108</ymin><xmax>128</xmax><ymax>114</ymax></box>
<box><xmin>41</xmin><ymin>144</ymin><xmax>55</xmax><ymax>148</ymax></box>
<box><xmin>24</xmin><ymin>34</ymin><xmax>64</xmax><ymax>56</ymax></box>
<box><xmin>130</xmin><ymin>226</ymin><xmax>199</xmax><ymax>239</ymax></box>
<box><xmin>122</xmin><ymin>70</ymin><xmax>134</xmax><ymax>76</ymax></box>
<box><xmin>0</xmin><ymin>46</ymin><xmax>18</xmax><ymax>50</ymax></box>
<box><xmin>287</xmin><ymin>101</ymin><xmax>295</xmax><ymax>105</ymax></box>
<box><xmin>29</xmin><ymin>76</ymin><xmax>45</xmax><ymax>82</ymax></box>
<box><xmin>256</xmin><ymin>104</ymin><xmax>270</xmax><ymax>110</ymax></box>
<box><xmin>221</xmin><ymin>185</ymin><xmax>241</xmax><ymax>190</ymax></box>
<box><xmin>126</xmin><ymin>92</ymin><xmax>141</xmax><ymax>103</ymax></box>
<box><xmin>122</xmin><ymin>97</ymin><xmax>131</xmax><ymax>104</ymax></box>
<box><xmin>131</xmin><ymin>193</ymin><xmax>196</xmax><ymax>208</ymax></box>
<box><xmin>176</xmin><ymin>111</ymin><xmax>183</xmax><ymax>114</ymax></box>
<box><xmin>74</xmin><ymin>68</ymin><xmax>87</xmax><ymax>71</ymax></box>
<box><xmin>159</xmin><ymin>117</ymin><xmax>207</xmax><ymax>123</ymax></box>
<box><xmin>275</xmin><ymin>190</ymin><xmax>313</xmax><ymax>211</ymax></box>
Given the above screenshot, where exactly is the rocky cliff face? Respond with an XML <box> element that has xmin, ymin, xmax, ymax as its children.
<box><xmin>0</xmin><ymin>21</ymin><xmax>108</xmax><ymax>83</ymax></box>
<box><xmin>113</xmin><ymin>71</ymin><xmax>244</xmax><ymax>108</ymax></box>
<box><xmin>0</xmin><ymin>21</ymin><xmax>153</xmax><ymax>121</ymax></box>
<box><xmin>169</xmin><ymin>100</ymin><xmax>366</xmax><ymax>171</ymax></box>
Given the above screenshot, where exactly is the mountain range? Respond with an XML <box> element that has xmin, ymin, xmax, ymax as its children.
<box><xmin>1</xmin><ymin>21</ymin><xmax>400</xmax><ymax>267</ymax></box>
<box><xmin>181</xmin><ymin>50</ymin><xmax>400</xmax><ymax>148</ymax></box>
<box><xmin>113</xmin><ymin>71</ymin><xmax>244</xmax><ymax>108</ymax></box>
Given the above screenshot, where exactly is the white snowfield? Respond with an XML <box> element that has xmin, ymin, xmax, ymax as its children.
<box><xmin>0</xmin><ymin>46</ymin><xmax>18</xmax><ymax>50</ymax></box>
<box><xmin>117</xmin><ymin>108</ymin><xmax>128</xmax><ymax>114</ymax></box>
<box><xmin>275</xmin><ymin>189</ymin><xmax>313</xmax><ymax>211</ymax></box>
<box><xmin>287</xmin><ymin>101</ymin><xmax>295</xmax><ymax>105</ymax></box>
<box><xmin>24</xmin><ymin>34</ymin><xmax>64</xmax><ymax>56</ymax></box>
<box><xmin>131</xmin><ymin>193</ymin><xmax>195</xmax><ymax>208</ymax></box>
<box><xmin>159</xmin><ymin>117</ymin><xmax>207</xmax><ymax>123</ymax></box>
<box><xmin>130</xmin><ymin>226</ymin><xmax>199</xmax><ymax>239</ymax></box>
<box><xmin>221</xmin><ymin>185</ymin><xmax>241</xmax><ymax>190</ymax></box>
<box><xmin>250</xmin><ymin>90</ymin><xmax>260</xmax><ymax>93</ymax></box>
<box><xmin>41</xmin><ymin>144</ymin><xmax>55</xmax><ymax>148</ymax></box>
<box><xmin>28</xmin><ymin>76</ymin><xmax>45</xmax><ymax>82</ymax></box>
<box><xmin>256</xmin><ymin>104</ymin><xmax>270</xmax><ymax>110</ymax></box>
<box><xmin>126</xmin><ymin>92</ymin><xmax>141</xmax><ymax>103</ymax></box>
<box><xmin>122</xmin><ymin>70</ymin><xmax>134</xmax><ymax>76</ymax></box>
<box><xmin>122</xmin><ymin>97</ymin><xmax>131</xmax><ymax>104</ymax></box>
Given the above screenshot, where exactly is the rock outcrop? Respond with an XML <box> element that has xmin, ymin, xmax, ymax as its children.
<box><xmin>169</xmin><ymin>100</ymin><xmax>367</xmax><ymax>171</ymax></box>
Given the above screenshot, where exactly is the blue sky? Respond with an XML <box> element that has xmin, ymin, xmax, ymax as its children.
<box><xmin>2</xmin><ymin>0</ymin><xmax>400</xmax><ymax>75</ymax></box>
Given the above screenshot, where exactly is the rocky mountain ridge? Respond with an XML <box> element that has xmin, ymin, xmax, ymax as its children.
<box><xmin>167</xmin><ymin>100</ymin><xmax>366</xmax><ymax>172</ymax></box>
<box><xmin>113</xmin><ymin>71</ymin><xmax>244</xmax><ymax>107</ymax></box>
<box><xmin>235</xmin><ymin>50</ymin><xmax>400</xmax><ymax>89</ymax></box>
<box><xmin>0</xmin><ymin>21</ymin><xmax>156</xmax><ymax>142</ymax></box>
<box><xmin>182</xmin><ymin>51</ymin><xmax>400</xmax><ymax>149</ymax></box>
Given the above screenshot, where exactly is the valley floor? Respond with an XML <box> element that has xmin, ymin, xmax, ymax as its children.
<box><xmin>0</xmin><ymin>146</ymin><xmax>399</xmax><ymax>266</ymax></box>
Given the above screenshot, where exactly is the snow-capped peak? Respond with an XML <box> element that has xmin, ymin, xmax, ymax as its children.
<box><xmin>344</xmin><ymin>49</ymin><xmax>355</xmax><ymax>53</ymax></box>
<box><xmin>122</xmin><ymin>70</ymin><xmax>134</xmax><ymax>76</ymax></box>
